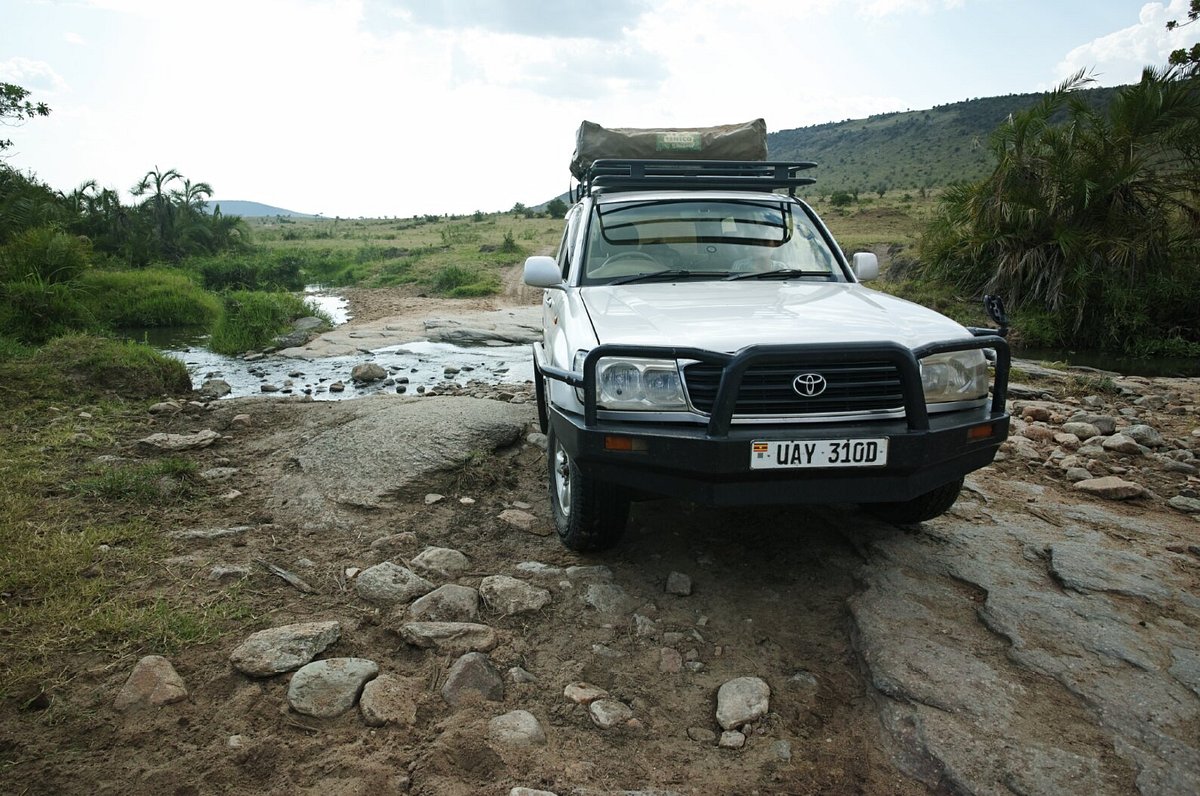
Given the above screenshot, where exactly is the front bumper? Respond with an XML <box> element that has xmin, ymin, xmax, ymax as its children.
<box><xmin>539</xmin><ymin>336</ymin><xmax>1010</xmax><ymax>507</ymax></box>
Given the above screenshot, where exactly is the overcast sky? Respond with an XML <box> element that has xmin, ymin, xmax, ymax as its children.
<box><xmin>2</xmin><ymin>0</ymin><xmax>1196</xmax><ymax>218</ymax></box>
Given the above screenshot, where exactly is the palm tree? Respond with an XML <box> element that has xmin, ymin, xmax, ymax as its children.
<box><xmin>917</xmin><ymin>66</ymin><xmax>1200</xmax><ymax>350</ymax></box>
<box><xmin>131</xmin><ymin>166</ymin><xmax>181</xmax><ymax>259</ymax></box>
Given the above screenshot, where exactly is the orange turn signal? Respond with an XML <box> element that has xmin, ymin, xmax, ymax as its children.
<box><xmin>604</xmin><ymin>435</ymin><xmax>648</xmax><ymax>452</ymax></box>
<box><xmin>967</xmin><ymin>423</ymin><xmax>996</xmax><ymax>440</ymax></box>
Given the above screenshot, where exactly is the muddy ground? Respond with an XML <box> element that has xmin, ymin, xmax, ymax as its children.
<box><xmin>3</xmin><ymin>279</ymin><xmax>1198</xmax><ymax>796</ymax></box>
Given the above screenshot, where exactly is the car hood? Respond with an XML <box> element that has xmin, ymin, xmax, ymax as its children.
<box><xmin>580</xmin><ymin>281</ymin><xmax>972</xmax><ymax>351</ymax></box>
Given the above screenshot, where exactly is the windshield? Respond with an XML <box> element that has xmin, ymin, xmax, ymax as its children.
<box><xmin>582</xmin><ymin>198</ymin><xmax>842</xmax><ymax>284</ymax></box>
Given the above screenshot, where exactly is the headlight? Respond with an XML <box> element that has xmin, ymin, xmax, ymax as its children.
<box><xmin>574</xmin><ymin>352</ymin><xmax>687</xmax><ymax>410</ymax></box>
<box><xmin>919</xmin><ymin>350</ymin><xmax>989</xmax><ymax>403</ymax></box>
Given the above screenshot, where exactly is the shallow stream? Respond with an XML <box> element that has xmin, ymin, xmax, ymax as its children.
<box><xmin>154</xmin><ymin>288</ymin><xmax>534</xmax><ymax>400</ymax></box>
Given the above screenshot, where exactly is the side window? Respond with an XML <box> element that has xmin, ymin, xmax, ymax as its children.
<box><xmin>558</xmin><ymin>206</ymin><xmax>581</xmax><ymax>279</ymax></box>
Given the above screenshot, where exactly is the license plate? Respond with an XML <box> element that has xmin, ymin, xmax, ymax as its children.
<box><xmin>750</xmin><ymin>438</ymin><xmax>889</xmax><ymax>469</ymax></box>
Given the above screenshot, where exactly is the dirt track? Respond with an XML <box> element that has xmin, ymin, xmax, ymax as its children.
<box><xmin>4</xmin><ymin>280</ymin><xmax>1198</xmax><ymax>795</ymax></box>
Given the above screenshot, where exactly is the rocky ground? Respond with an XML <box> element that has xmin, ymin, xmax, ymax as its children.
<box><xmin>3</xmin><ymin>284</ymin><xmax>1199</xmax><ymax>796</ymax></box>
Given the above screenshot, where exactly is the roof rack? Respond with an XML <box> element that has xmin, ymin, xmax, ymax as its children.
<box><xmin>577</xmin><ymin>158</ymin><xmax>817</xmax><ymax>199</ymax></box>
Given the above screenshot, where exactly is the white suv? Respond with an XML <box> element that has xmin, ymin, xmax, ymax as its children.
<box><xmin>524</xmin><ymin>160</ymin><xmax>1010</xmax><ymax>551</ymax></box>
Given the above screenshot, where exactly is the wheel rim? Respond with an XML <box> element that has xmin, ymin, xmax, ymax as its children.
<box><xmin>553</xmin><ymin>441</ymin><xmax>572</xmax><ymax>518</ymax></box>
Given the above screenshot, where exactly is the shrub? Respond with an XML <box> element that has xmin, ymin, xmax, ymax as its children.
<box><xmin>78</xmin><ymin>268</ymin><xmax>220</xmax><ymax>328</ymax></box>
<box><xmin>189</xmin><ymin>252</ymin><xmax>304</xmax><ymax>291</ymax></box>
<box><xmin>0</xmin><ymin>225</ymin><xmax>91</xmax><ymax>284</ymax></box>
<box><xmin>208</xmin><ymin>290</ymin><xmax>318</xmax><ymax>354</ymax></box>
<box><xmin>0</xmin><ymin>279</ymin><xmax>94</xmax><ymax>343</ymax></box>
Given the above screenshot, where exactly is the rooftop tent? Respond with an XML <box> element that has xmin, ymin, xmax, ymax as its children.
<box><xmin>569</xmin><ymin>119</ymin><xmax>768</xmax><ymax>181</ymax></box>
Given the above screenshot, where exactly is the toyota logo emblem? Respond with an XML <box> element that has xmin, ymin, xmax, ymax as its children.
<box><xmin>792</xmin><ymin>373</ymin><xmax>827</xmax><ymax>397</ymax></box>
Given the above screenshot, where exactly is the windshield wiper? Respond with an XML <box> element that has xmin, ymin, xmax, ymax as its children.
<box><xmin>724</xmin><ymin>269</ymin><xmax>831</xmax><ymax>281</ymax></box>
<box><xmin>609</xmin><ymin>270</ymin><xmax>722</xmax><ymax>285</ymax></box>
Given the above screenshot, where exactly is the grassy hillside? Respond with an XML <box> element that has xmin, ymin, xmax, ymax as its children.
<box><xmin>769</xmin><ymin>86</ymin><xmax>1122</xmax><ymax>196</ymax></box>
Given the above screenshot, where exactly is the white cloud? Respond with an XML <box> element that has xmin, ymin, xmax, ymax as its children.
<box><xmin>0</xmin><ymin>57</ymin><xmax>69</xmax><ymax>94</ymax></box>
<box><xmin>64</xmin><ymin>31</ymin><xmax>86</xmax><ymax>45</ymax></box>
<box><xmin>1056</xmin><ymin>0</ymin><xmax>1196</xmax><ymax>84</ymax></box>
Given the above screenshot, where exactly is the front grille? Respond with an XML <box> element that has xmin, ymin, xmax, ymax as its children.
<box><xmin>683</xmin><ymin>360</ymin><xmax>904</xmax><ymax>416</ymax></box>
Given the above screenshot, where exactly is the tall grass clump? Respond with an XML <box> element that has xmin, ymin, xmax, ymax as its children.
<box><xmin>188</xmin><ymin>252</ymin><xmax>305</xmax><ymax>291</ymax></box>
<box><xmin>30</xmin><ymin>334</ymin><xmax>191</xmax><ymax>398</ymax></box>
<box><xmin>429</xmin><ymin>264</ymin><xmax>500</xmax><ymax>297</ymax></box>
<box><xmin>0</xmin><ymin>226</ymin><xmax>95</xmax><ymax>343</ymax></box>
<box><xmin>209</xmin><ymin>290</ymin><xmax>320</xmax><ymax>355</ymax></box>
<box><xmin>78</xmin><ymin>268</ymin><xmax>220</xmax><ymax>328</ymax></box>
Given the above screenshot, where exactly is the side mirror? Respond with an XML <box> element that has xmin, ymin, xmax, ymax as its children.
<box><xmin>851</xmin><ymin>252</ymin><xmax>878</xmax><ymax>281</ymax></box>
<box><xmin>984</xmin><ymin>294</ymin><xmax>1009</xmax><ymax>338</ymax></box>
<box><xmin>523</xmin><ymin>255</ymin><xmax>564</xmax><ymax>289</ymax></box>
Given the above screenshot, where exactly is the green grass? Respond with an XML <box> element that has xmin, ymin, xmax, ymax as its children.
<box><xmin>0</xmin><ymin>359</ymin><xmax>250</xmax><ymax>703</ymax></box>
<box><xmin>16</xmin><ymin>335</ymin><xmax>192</xmax><ymax>400</ymax></box>
<box><xmin>247</xmin><ymin>213</ymin><xmax>561</xmax><ymax>293</ymax></box>
<box><xmin>78</xmin><ymin>268</ymin><xmax>221</xmax><ymax>328</ymax></box>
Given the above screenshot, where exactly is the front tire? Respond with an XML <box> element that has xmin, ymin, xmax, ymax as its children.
<box><xmin>547</xmin><ymin>425</ymin><xmax>629</xmax><ymax>552</ymax></box>
<box><xmin>866</xmin><ymin>477</ymin><xmax>964</xmax><ymax>524</ymax></box>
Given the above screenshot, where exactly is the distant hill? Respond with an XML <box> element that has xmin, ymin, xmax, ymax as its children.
<box><xmin>768</xmin><ymin>86</ymin><xmax>1122</xmax><ymax>195</ymax></box>
<box><xmin>206</xmin><ymin>200</ymin><xmax>314</xmax><ymax>218</ymax></box>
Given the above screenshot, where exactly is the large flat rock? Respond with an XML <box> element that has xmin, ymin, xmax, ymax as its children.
<box><xmin>242</xmin><ymin>396</ymin><xmax>532</xmax><ymax>530</ymax></box>
<box><xmin>849</xmin><ymin>484</ymin><xmax>1200</xmax><ymax>796</ymax></box>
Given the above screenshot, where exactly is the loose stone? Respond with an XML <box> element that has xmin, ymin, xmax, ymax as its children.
<box><xmin>286</xmin><ymin>658</ymin><xmax>378</xmax><ymax>718</ymax></box>
<box><xmin>499</xmin><ymin>508</ymin><xmax>547</xmax><ymax>535</ymax></box>
<box><xmin>479</xmin><ymin>575</ymin><xmax>552</xmax><ymax>615</ymax></box>
<box><xmin>137</xmin><ymin>430</ymin><xmax>220</xmax><ymax>452</ymax></box>
<box><xmin>508</xmin><ymin>666</ymin><xmax>537</xmax><ymax>683</ymax></box>
<box><xmin>351</xmin><ymin>363</ymin><xmax>387</xmax><ymax>383</ymax></box>
<box><xmin>359</xmin><ymin>673</ymin><xmax>420</xmax><ymax>727</ymax></box>
<box><xmin>229</xmin><ymin>621</ymin><xmax>341</xmax><ymax>677</ymax></box>
<box><xmin>589</xmin><ymin>699</ymin><xmax>633</xmax><ymax>729</ymax></box>
<box><xmin>1072</xmin><ymin>476</ymin><xmax>1147</xmax><ymax>500</ymax></box>
<box><xmin>1124</xmin><ymin>424</ymin><xmax>1163</xmax><ymax>447</ymax></box>
<box><xmin>113</xmin><ymin>655</ymin><xmax>188</xmax><ymax>710</ymax></box>
<box><xmin>489</xmin><ymin>710</ymin><xmax>547</xmax><ymax>747</ymax></box>
<box><xmin>513</xmin><ymin>561</ymin><xmax>566</xmax><ymax>584</ymax></box>
<box><xmin>564</xmin><ymin>682</ymin><xmax>608</xmax><ymax>705</ymax></box>
<box><xmin>1168</xmin><ymin>496</ymin><xmax>1200</xmax><ymax>513</ymax></box>
<box><xmin>406</xmin><ymin>584</ymin><xmax>480</xmax><ymax>622</ymax></box>
<box><xmin>719</xmin><ymin>730</ymin><xmax>746</xmax><ymax>749</ymax></box>
<box><xmin>716</xmin><ymin>676</ymin><xmax>771</xmax><ymax>730</ymax></box>
<box><xmin>398</xmin><ymin>622</ymin><xmax>498</xmax><ymax>654</ymax></box>
<box><xmin>1101</xmin><ymin>434</ymin><xmax>1144</xmax><ymax>455</ymax></box>
<box><xmin>424</xmin><ymin>493</ymin><xmax>444</xmax><ymax>505</ymax></box>
<box><xmin>441</xmin><ymin>652</ymin><xmax>504</xmax><ymax>706</ymax></box>
<box><xmin>660</xmin><ymin>648</ymin><xmax>683</xmax><ymax>673</ymax></box>
<box><xmin>688</xmin><ymin>727</ymin><xmax>717</xmax><ymax>743</ymax></box>
<box><xmin>666</xmin><ymin>571</ymin><xmax>693</xmax><ymax>596</ymax></box>
<box><xmin>583</xmin><ymin>582</ymin><xmax>631</xmax><ymax>614</ymax></box>
<box><xmin>355</xmin><ymin>562</ymin><xmax>434</xmax><ymax>604</ymax></box>
<box><xmin>411</xmin><ymin>546</ymin><xmax>470</xmax><ymax>580</ymax></box>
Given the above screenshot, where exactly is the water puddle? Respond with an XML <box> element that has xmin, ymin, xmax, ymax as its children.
<box><xmin>153</xmin><ymin>287</ymin><xmax>534</xmax><ymax>400</ymax></box>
